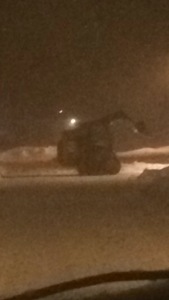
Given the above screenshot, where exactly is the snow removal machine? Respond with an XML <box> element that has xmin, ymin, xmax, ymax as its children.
<box><xmin>57</xmin><ymin>111</ymin><xmax>146</xmax><ymax>175</ymax></box>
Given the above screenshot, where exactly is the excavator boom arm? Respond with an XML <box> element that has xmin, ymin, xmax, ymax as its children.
<box><xmin>83</xmin><ymin>110</ymin><xmax>146</xmax><ymax>134</ymax></box>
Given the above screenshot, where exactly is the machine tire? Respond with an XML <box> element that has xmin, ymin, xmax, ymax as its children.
<box><xmin>77</xmin><ymin>154</ymin><xmax>121</xmax><ymax>176</ymax></box>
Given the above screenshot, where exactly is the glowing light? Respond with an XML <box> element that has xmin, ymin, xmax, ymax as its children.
<box><xmin>133</xmin><ymin>127</ymin><xmax>138</xmax><ymax>133</ymax></box>
<box><xmin>70</xmin><ymin>118</ymin><xmax>77</xmax><ymax>126</ymax></box>
<box><xmin>59</xmin><ymin>110</ymin><xmax>63</xmax><ymax>114</ymax></box>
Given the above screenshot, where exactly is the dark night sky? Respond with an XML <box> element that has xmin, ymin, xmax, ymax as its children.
<box><xmin>1</xmin><ymin>0</ymin><xmax>169</xmax><ymax>144</ymax></box>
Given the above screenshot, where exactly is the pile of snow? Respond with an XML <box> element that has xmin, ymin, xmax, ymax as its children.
<box><xmin>0</xmin><ymin>146</ymin><xmax>57</xmax><ymax>163</ymax></box>
<box><xmin>121</xmin><ymin>162</ymin><xmax>169</xmax><ymax>176</ymax></box>
<box><xmin>138</xmin><ymin>166</ymin><xmax>169</xmax><ymax>192</ymax></box>
<box><xmin>1</xmin><ymin>145</ymin><xmax>169</xmax><ymax>165</ymax></box>
<box><xmin>118</xmin><ymin>146</ymin><xmax>169</xmax><ymax>163</ymax></box>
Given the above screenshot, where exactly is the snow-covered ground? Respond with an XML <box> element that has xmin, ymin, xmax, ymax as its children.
<box><xmin>1</xmin><ymin>146</ymin><xmax>169</xmax><ymax>299</ymax></box>
<box><xmin>1</xmin><ymin>145</ymin><xmax>169</xmax><ymax>165</ymax></box>
<box><xmin>0</xmin><ymin>146</ymin><xmax>57</xmax><ymax>163</ymax></box>
<box><xmin>118</xmin><ymin>145</ymin><xmax>169</xmax><ymax>163</ymax></box>
<box><xmin>1</xmin><ymin>161</ymin><xmax>169</xmax><ymax>183</ymax></box>
<box><xmin>1</xmin><ymin>158</ymin><xmax>169</xmax><ymax>298</ymax></box>
<box><xmin>0</xmin><ymin>145</ymin><xmax>169</xmax><ymax>179</ymax></box>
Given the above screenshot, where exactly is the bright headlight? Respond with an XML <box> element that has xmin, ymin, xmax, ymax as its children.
<box><xmin>69</xmin><ymin>118</ymin><xmax>77</xmax><ymax>126</ymax></box>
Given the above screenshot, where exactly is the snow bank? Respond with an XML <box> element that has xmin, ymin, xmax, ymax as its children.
<box><xmin>1</xmin><ymin>145</ymin><xmax>169</xmax><ymax>179</ymax></box>
<box><xmin>0</xmin><ymin>146</ymin><xmax>57</xmax><ymax>163</ymax></box>
<box><xmin>118</xmin><ymin>146</ymin><xmax>169</xmax><ymax>163</ymax></box>
<box><xmin>137</xmin><ymin>165</ymin><xmax>169</xmax><ymax>195</ymax></box>
<box><xmin>2</xmin><ymin>145</ymin><xmax>169</xmax><ymax>165</ymax></box>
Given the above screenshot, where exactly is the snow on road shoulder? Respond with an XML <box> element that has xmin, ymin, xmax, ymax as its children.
<box><xmin>0</xmin><ymin>146</ymin><xmax>169</xmax><ymax>181</ymax></box>
<box><xmin>118</xmin><ymin>145</ymin><xmax>169</xmax><ymax>163</ymax></box>
<box><xmin>0</xmin><ymin>146</ymin><xmax>57</xmax><ymax>163</ymax></box>
<box><xmin>0</xmin><ymin>163</ymin><xmax>169</xmax><ymax>188</ymax></box>
<box><xmin>1</xmin><ymin>145</ymin><xmax>169</xmax><ymax>164</ymax></box>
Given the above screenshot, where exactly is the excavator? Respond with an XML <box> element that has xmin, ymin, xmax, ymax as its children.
<box><xmin>57</xmin><ymin>111</ymin><xmax>146</xmax><ymax>175</ymax></box>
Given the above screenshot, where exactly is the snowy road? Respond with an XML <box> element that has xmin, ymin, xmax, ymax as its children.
<box><xmin>0</xmin><ymin>163</ymin><xmax>169</xmax><ymax>298</ymax></box>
